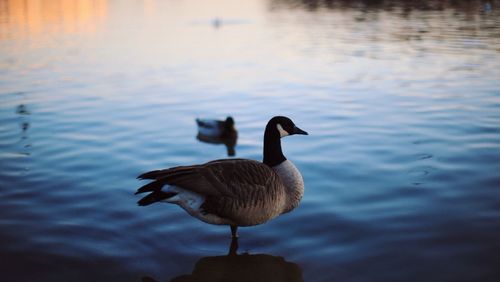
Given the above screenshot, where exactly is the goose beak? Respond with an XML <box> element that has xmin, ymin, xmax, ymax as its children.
<box><xmin>293</xmin><ymin>126</ymin><xmax>308</xmax><ymax>135</ymax></box>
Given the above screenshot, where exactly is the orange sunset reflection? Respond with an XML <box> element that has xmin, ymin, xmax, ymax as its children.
<box><xmin>0</xmin><ymin>0</ymin><xmax>107</xmax><ymax>39</ymax></box>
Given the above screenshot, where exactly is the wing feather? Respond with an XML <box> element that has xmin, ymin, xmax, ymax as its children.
<box><xmin>136</xmin><ymin>159</ymin><xmax>284</xmax><ymax>220</ymax></box>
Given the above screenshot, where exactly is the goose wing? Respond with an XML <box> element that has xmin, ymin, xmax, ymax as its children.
<box><xmin>137</xmin><ymin>159</ymin><xmax>281</xmax><ymax>196</ymax></box>
<box><xmin>198</xmin><ymin>159</ymin><xmax>285</xmax><ymax>220</ymax></box>
<box><xmin>137</xmin><ymin>159</ymin><xmax>284</xmax><ymax>218</ymax></box>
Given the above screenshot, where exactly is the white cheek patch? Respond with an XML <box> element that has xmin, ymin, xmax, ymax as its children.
<box><xmin>277</xmin><ymin>124</ymin><xmax>289</xmax><ymax>137</ymax></box>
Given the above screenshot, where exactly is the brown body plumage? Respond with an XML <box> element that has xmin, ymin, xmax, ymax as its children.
<box><xmin>137</xmin><ymin>159</ymin><xmax>291</xmax><ymax>226</ymax></box>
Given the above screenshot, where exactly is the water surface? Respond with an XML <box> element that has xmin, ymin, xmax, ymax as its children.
<box><xmin>1</xmin><ymin>0</ymin><xmax>500</xmax><ymax>281</ymax></box>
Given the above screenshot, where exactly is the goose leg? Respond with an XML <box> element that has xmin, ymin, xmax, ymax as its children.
<box><xmin>228</xmin><ymin>236</ymin><xmax>239</xmax><ymax>256</ymax></box>
<box><xmin>230</xmin><ymin>225</ymin><xmax>238</xmax><ymax>238</ymax></box>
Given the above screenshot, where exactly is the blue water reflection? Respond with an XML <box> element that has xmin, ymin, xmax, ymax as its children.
<box><xmin>0</xmin><ymin>0</ymin><xmax>499</xmax><ymax>281</ymax></box>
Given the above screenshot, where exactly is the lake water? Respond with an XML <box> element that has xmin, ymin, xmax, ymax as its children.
<box><xmin>1</xmin><ymin>0</ymin><xmax>500</xmax><ymax>281</ymax></box>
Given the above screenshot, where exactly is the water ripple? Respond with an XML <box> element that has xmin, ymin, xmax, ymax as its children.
<box><xmin>1</xmin><ymin>0</ymin><xmax>500</xmax><ymax>281</ymax></box>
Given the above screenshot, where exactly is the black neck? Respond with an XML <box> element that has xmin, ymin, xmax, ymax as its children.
<box><xmin>263</xmin><ymin>123</ymin><xmax>286</xmax><ymax>167</ymax></box>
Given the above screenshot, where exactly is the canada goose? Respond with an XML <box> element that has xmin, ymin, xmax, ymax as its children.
<box><xmin>196</xmin><ymin>116</ymin><xmax>237</xmax><ymax>139</ymax></box>
<box><xmin>136</xmin><ymin>116</ymin><xmax>308</xmax><ymax>238</ymax></box>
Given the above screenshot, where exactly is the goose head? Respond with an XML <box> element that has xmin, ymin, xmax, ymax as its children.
<box><xmin>263</xmin><ymin>116</ymin><xmax>308</xmax><ymax>167</ymax></box>
<box><xmin>267</xmin><ymin>116</ymin><xmax>308</xmax><ymax>138</ymax></box>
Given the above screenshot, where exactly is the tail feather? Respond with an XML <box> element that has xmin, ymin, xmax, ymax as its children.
<box><xmin>135</xmin><ymin>180</ymin><xmax>165</xmax><ymax>195</ymax></box>
<box><xmin>137</xmin><ymin>169</ymin><xmax>168</xmax><ymax>180</ymax></box>
<box><xmin>137</xmin><ymin>167</ymin><xmax>200</xmax><ymax>206</ymax></box>
<box><xmin>137</xmin><ymin>191</ymin><xmax>177</xmax><ymax>206</ymax></box>
<box><xmin>136</xmin><ymin>165</ymin><xmax>208</xmax><ymax>205</ymax></box>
